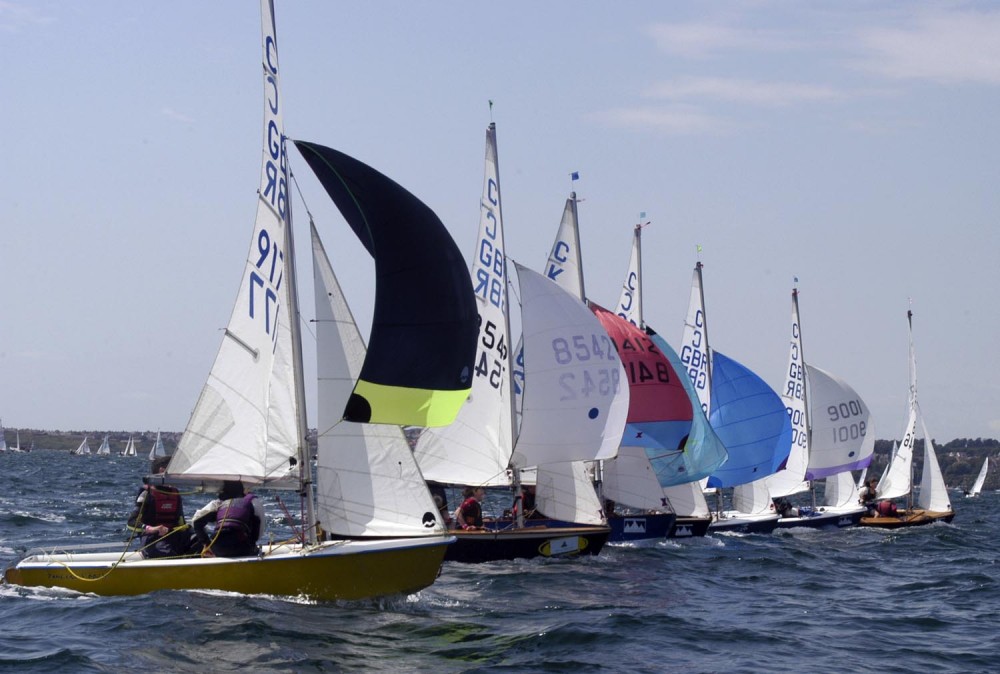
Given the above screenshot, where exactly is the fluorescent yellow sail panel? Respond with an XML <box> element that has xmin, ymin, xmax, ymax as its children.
<box><xmin>351</xmin><ymin>380</ymin><xmax>471</xmax><ymax>427</ymax></box>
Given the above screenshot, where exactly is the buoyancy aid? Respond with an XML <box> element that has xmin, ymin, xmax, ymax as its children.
<box><xmin>145</xmin><ymin>486</ymin><xmax>182</xmax><ymax>527</ymax></box>
<box><xmin>459</xmin><ymin>497</ymin><xmax>483</xmax><ymax>528</ymax></box>
<box><xmin>876</xmin><ymin>500</ymin><xmax>898</xmax><ymax>517</ymax></box>
<box><xmin>217</xmin><ymin>494</ymin><xmax>257</xmax><ymax>539</ymax></box>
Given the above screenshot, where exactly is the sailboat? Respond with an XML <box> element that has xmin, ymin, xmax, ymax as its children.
<box><xmin>601</xmin><ymin>229</ymin><xmax>728</xmax><ymax>539</ymax></box>
<box><xmin>0</xmin><ymin>422</ymin><xmax>6</xmax><ymax>452</ymax></box>
<box><xmin>72</xmin><ymin>436</ymin><xmax>92</xmax><ymax>456</ymax></box>
<box><xmin>966</xmin><ymin>457</ymin><xmax>989</xmax><ymax>497</ymax></box>
<box><xmin>414</xmin><ymin>124</ymin><xmax>623</xmax><ymax>562</ymax></box>
<box><xmin>677</xmin><ymin>262</ymin><xmax>793</xmax><ymax>534</ymax></box>
<box><xmin>5</xmin><ymin>0</ymin><xmax>471</xmax><ymax>601</ymax></box>
<box><xmin>120</xmin><ymin>435</ymin><xmax>137</xmax><ymax>457</ymax></box>
<box><xmin>147</xmin><ymin>431</ymin><xmax>167</xmax><ymax>461</ymax></box>
<box><xmin>96</xmin><ymin>435</ymin><xmax>112</xmax><ymax>456</ymax></box>
<box><xmin>8</xmin><ymin>429</ymin><xmax>26</xmax><ymax>453</ymax></box>
<box><xmin>861</xmin><ymin>308</ymin><xmax>954</xmax><ymax>528</ymax></box>
<box><xmin>764</xmin><ymin>286</ymin><xmax>874</xmax><ymax>529</ymax></box>
<box><xmin>558</xmin><ymin>218</ymin><xmax>728</xmax><ymax>541</ymax></box>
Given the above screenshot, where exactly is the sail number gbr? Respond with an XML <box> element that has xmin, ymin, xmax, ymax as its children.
<box><xmin>248</xmin><ymin>228</ymin><xmax>284</xmax><ymax>340</ymax></box>
<box><xmin>827</xmin><ymin>399</ymin><xmax>867</xmax><ymax>444</ymax></box>
<box><xmin>552</xmin><ymin>333</ymin><xmax>621</xmax><ymax>401</ymax></box>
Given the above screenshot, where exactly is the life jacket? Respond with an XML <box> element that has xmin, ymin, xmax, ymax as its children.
<box><xmin>217</xmin><ymin>494</ymin><xmax>257</xmax><ymax>540</ymax></box>
<box><xmin>876</xmin><ymin>500</ymin><xmax>898</xmax><ymax>517</ymax></box>
<box><xmin>459</xmin><ymin>497</ymin><xmax>483</xmax><ymax>527</ymax></box>
<box><xmin>145</xmin><ymin>485</ymin><xmax>182</xmax><ymax>527</ymax></box>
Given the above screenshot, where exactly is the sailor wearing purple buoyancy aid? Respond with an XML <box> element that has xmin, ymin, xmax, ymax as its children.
<box><xmin>192</xmin><ymin>480</ymin><xmax>265</xmax><ymax>557</ymax></box>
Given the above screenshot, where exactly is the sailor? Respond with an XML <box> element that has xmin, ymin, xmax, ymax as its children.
<box><xmin>126</xmin><ymin>456</ymin><xmax>195</xmax><ymax>558</ymax></box>
<box><xmin>455</xmin><ymin>486</ymin><xmax>485</xmax><ymax>531</ymax></box>
<box><xmin>192</xmin><ymin>480</ymin><xmax>265</xmax><ymax>557</ymax></box>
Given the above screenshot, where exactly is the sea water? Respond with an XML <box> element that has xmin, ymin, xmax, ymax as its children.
<box><xmin>1</xmin><ymin>450</ymin><xmax>996</xmax><ymax>673</ymax></box>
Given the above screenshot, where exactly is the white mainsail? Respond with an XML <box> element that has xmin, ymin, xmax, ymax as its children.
<box><xmin>878</xmin><ymin>406</ymin><xmax>917</xmax><ymax>500</ymax></box>
<box><xmin>96</xmin><ymin>435</ymin><xmax>111</xmax><ymax>456</ymax></box>
<box><xmin>73</xmin><ymin>437</ymin><xmax>91</xmax><ymax>456</ymax></box>
<box><xmin>969</xmin><ymin>457</ymin><xmax>989</xmax><ymax>496</ymax></box>
<box><xmin>615</xmin><ymin>223</ymin><xmax>643</xmax><ymax>328</ymax></box>
<box><xmin>312</xmin><ymin>222</ymin><xmax>443</xmax><ymax>537</ymax></box>
<box><xmin>168</xmin><ymin>0</ymin><xmax>302</xmax><ymax>488</ymax></box>
<box><xmin>121</xmin><ymin>436</ymin><xmax>136</xmax><ymax>457</ymax></box>
<box><xmin>414</xmin><ymin>123</ymin><xmax>514</xmax><ymax>487</ymax></box>
<box><xmin>765</xmin><ymin>290</ymin><xmax>810</xmax><ymax>498</ymax></box>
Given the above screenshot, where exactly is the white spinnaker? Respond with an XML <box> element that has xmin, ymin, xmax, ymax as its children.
<box><xmin>916</xmin><ymin>414</ymin><xmax>951</xmax><ymax>512</ymax></box>
<box><xmin>878</xmin><ymin>406</ymin><xmax>917</xmax><ymax>500</ymax></box>
<box><xmin>170</xmin><ymin>1</ymin><xmax>298</xmax><ymax>487</ymax></box>
<box><xmin>535</xmin><ymin>461</ymin><xmax>605</xmax><ymax>525</ymax></box>
<box><xmin>415</xmin><ymin>124</ymin><xmax>513</xmax><ymax>487</ymax></box>
<box><xmin>512</xmin><ymin>262</ymin><xmax>628</xmax><ymax>468</ymax></box>
<box><xmin>312</xmin><ymin>224</ymin><xmax>443</xmax><ymax>537</ymax></box>
<box><xmin>603</xmin><ymin>445</ymin><xmax>672</xmax><ymax>512</ymax></box>
<box><xmin>765</xmin><ymin>293</ymin><xmax>810</xmax><ymax>498</ymax></box>
<box><xmin>803</xmin><ymin>364</ymin><xmax>874</xmax><ymax>479</ymax></box>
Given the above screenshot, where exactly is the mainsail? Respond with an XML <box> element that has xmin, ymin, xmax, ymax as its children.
<box><xmin>414</xmin><ymin>123</ymin><xmax>514</xmax><ymax>487</ymax></box>
<box><xmin>169</xmin><ymin>4</ymin><xmax>302</xmax><ymax>487</ymax></box>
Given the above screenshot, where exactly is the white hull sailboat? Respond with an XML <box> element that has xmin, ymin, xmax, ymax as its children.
<box><xmin>96</xmin><ymin>435</ymin><xmax>112</xmax><ymax>456</ymax></box>
<box><xmin>147</xmin><ymin>431</ymin><xmax>167</xmax><ymax>461</ymax></box>
<box><xmin>861</xmin><ymin>308</ymin><xmax>954</xmax><ymax>528</ymax></box>
<box><xmin>6</xmin><ymin>0</ymin><xmax>476</xmax><ymax>601</ymax></box>
<box><xmin>767</xmin><ymin>286</ymin><xmax>873</xmax><ymax>529</ymax></box>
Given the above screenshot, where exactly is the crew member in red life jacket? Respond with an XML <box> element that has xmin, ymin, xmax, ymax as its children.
<box><xmin>127</xmin><ymin>455</ymin><xmax>194</xmax><ymax>558</ymax></box>
<box><xmin>455</xmin><ymin>487</ymin><xmax>485</xmax><ymax>531</ymax></box>
<box><xmin>875</xmin><ymin>500</ymin><xmax>899</xmax><ymax>518</ymax></box>
<box><xmin>192</xmin><ymin>480</ymin><xmax>264</xmax><ymax>557</ymax></box>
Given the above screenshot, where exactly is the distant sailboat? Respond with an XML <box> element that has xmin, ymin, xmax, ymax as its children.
<box><xmin>966</xmin><ymin>457</ymin><xmax>989</xmax><ymax>497</ymax></box>
<box><xmin>147</xmin><ymin>431</ymin><xmax>167</xmax><ymax>461</ymax></box>
<box><xmin>73</xmin><ymin>437</ymin><xmax>92</xmax><ymax>456</ymax></box>
<box><xmin>861</xmin><ymin>308</ymin><xmax>954</xmax><ymax>528</ymax></box>
<box><xmin>9</xmin><ymin>429</ymin><xmax>26</xmax><ymax>453</ymax></box>
<box><xmin>96</xmin><ymin>435</ymin><xmax>112</xmax><ymax>456</ymax></box>
<box><xmin>0</xmin><ymin>421</ymin><xmax>6</xmax><ymax>452</ymax></box>
<box><xmin>120</xmin><ymin>435</ymin><xmax>137</xmax><ymax>457</ymax></box>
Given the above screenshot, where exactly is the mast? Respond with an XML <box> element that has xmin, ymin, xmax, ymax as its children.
<box><xmin>569</xmin><ymin>193</ymin><xmax>586</xmax><ymax>301</ymax></box>
<box><xmin>488</xmin><ymin>122</ymin><xmax>523</xmax><ymax>528</ymax></box>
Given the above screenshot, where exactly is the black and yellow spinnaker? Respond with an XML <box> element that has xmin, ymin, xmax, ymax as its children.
<box><xmin>293</xmin><ymin>140</ymin><xmax>477</xmax><ymax>427</ymax></box>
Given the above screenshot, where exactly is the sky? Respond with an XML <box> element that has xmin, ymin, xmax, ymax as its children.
<box><xmin>2</xmin><ymin>1</ymin><xmax>999</xmax><ymax>444</ymax></box>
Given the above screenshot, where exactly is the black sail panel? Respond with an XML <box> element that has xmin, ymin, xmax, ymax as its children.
<box><xmin>293</xmin><ymin>140</ymin><xmax>476</xmax><ymax>426</ymax></box>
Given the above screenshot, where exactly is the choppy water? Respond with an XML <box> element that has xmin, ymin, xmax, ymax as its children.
<box><xmin>1</xmin><ymin>450</ymin><xmax>997</xmax><ymax>673</ymax></box>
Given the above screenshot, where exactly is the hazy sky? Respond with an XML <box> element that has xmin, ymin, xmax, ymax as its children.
<box><xmin>2</xmin><ymin>1</ymin><xmax>998</xmax><ymax>445</ymax></box>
